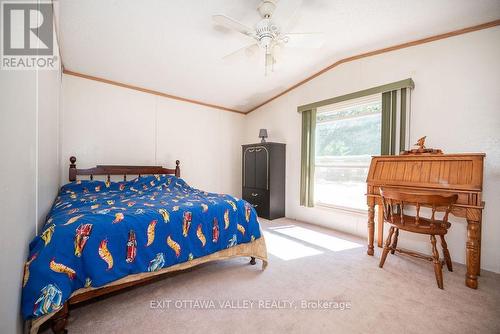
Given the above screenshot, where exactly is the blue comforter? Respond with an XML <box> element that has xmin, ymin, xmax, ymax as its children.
<box><xmin>21</xmin><ymin>175</ymin><xmax>261</xmax><ymax>319</ymax></box>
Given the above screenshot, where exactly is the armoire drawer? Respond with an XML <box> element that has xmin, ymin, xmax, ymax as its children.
<box><xmin>242</xmin><ymin>188</ymin><xmax>269</xmax><ymax>217</ymax></box>
<box><xmin>243</xmin><ymin>188</ymin><xmax>268</xmax><ymax>203</ymax></box>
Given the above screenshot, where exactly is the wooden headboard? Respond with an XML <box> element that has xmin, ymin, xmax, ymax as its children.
<box><xmin>68</xmin><ymin>156</ymin><xmax>180</xmax><ymax>182</ymax></box>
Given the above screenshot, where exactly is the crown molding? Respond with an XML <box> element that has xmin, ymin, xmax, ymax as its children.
<box><xmin>62</xmin><ymin>69</ymin><xmax>246</xmax><ymax>114</ymax></box>
<box><xmin>244</xmin><ymin>19</ymin><xmax>500</xmax><ymax>114</ymax></box>
<box><xmin>59</xmin><ymin>19</ymin><xmax>500</xmax><ymax>115</ymax></box>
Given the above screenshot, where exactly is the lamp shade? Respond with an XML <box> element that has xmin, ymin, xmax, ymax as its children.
<box><xmin>259</xmin><ymin>129</ymin><xmax>268</xmax><ymax>138</ymax></box>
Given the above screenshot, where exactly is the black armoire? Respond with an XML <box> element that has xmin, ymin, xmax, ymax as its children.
<box><xmin>242</xmin><ymin>142</ymin><xmax>285</xmax><ymax>220</ymax></box>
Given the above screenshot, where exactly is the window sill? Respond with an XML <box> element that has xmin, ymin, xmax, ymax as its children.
<box><xmin>314</xmin><ymin>202</ymin><xmax>368</xmax><ymax>216</ymax></box>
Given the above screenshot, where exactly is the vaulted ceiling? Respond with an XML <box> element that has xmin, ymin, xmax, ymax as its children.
<box><xmin>57</xmin><ymin>0</ymin><xmax>500</xmax><ymax>112</ymax></box>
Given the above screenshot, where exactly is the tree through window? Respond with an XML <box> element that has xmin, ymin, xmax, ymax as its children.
<box><xmin>315</xmin><ymin>94</ymin><xmax>381</xmax><ymax>210</ymax></box>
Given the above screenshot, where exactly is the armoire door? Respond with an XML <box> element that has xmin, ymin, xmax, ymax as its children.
<box><xmin>255</xmin><ymin>146</ymin><xmax>268</xmax><ymax>189</ymax></box>
<box><xmin>244</xmin><ymin>147</ymin><xmax>256</xmax><ymax>188</ymax></box>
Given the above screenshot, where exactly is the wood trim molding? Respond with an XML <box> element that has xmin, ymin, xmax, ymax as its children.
<box><xmin>62</xmin><ymin>69</ymin><xmax>245</xmax><ymax>114</ymax></box>
<box><xmin>244</xmin><ymin>19</ymin><xmax>500</xmax><ymax>114</ymax></box>
<box><xmin>61</xmin><ymin>19</ymin><xmax>499</xmax><ymax>115</ymax></box>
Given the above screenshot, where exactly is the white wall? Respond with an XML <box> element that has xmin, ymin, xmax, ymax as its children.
<box><xmin>0</xmin><ymin>3</ymin><xmax>61</xmax><ymax>331</ymax></box>
<box><xmin>0</xmin><ymin>44</ymin><xmax>61</xmax><ymax>334</ymax></box>
<box><xmin>37</xmin><ymin>69</ymin><xmax>62</xmax><ymax>231</ymax></box>
<box><xmin>0</xmin><ymin>70</ymin><xmax>38</xmax><ymax>334</ymax></box>
<box><xmin>61</xmin><ymin>75</ymin><xmax>245</xmax><ymax>196</ymax></box>
<box><xmin>243</xmin><ymin>27</ymin><xmax>500</xmax><ymax>273</ymax></box>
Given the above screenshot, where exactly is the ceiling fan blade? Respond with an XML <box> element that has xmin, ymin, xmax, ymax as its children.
<box><xmin>212</xmin><ymin>14</ymin><xmax>254</xmax><ymax>37</ymax></box>
<box><xmin>223</xmin><ymin>43</ymin><xmax>260</xmax><ymax>60</ymax></box>
<box><xmin>282</xmin><ymin>32</ymin><xmax>325</xmax><ymax>48</ymax></box>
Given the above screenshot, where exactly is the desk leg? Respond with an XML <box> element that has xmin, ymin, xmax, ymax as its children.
<box><xmin>466</xmin><ymin>217</ymin><xmax>481</xmax><ymax>289</ymax></box>
<box><xmin>377</xmin><ymin>204</ymin><xmax>384</xmax><ymax>248</ymax></box>
<box><xmin>477</xmin><ymin>222</ymin><xmax>481</xmax><ymax>276</ymax></box>
<box><xmin>367</xmin><ymin>204</ymin><xmax>375</xmax><ymax>256</ymax></box>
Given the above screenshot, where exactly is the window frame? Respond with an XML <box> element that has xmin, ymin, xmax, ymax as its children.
<box><xmin>313</xmin><ymin>93</ymin><xmax>382</xmax><ymax>211</ymax></box>
<box><xmin>298</xmin><ymin>79</ymin><xmax>414</xmax><ymax>210</ymax></box>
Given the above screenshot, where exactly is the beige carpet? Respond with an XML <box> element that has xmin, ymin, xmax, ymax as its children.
<box><xmin>41</xmin><ymin>218</ymin><xmax>500</xmax><ymax>334</ymax></box>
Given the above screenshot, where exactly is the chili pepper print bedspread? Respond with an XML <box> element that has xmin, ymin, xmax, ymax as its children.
<box><xmin>21</xmin><ymin>175</ymin><xmax>261</xmax><ymax>319</ymax></box>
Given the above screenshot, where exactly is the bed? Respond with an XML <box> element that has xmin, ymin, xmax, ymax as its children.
<box><xmin>24</xmin><ymin>157</ymin><xmax>268</xmax><ymax>333</ymax></box>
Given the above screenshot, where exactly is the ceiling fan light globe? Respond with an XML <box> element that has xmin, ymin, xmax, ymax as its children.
<box><xmin>260</xmin><ymin>36</ymin><xmax>273</xmax><ymax>50</ymax></box>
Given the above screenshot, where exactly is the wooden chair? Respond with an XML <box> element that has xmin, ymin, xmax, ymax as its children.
<box><xmin>378</xmin><ymin>188</ymin><xmax>458</xmax><ymax>289</ymax></box>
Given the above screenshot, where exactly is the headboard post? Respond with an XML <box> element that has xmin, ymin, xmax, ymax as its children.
<box><xmin>69</xmin><ymin>156</ymin><xmax>77</xmax><ymax>182</ymax></box>
<box><xmin>175</xmin><ymin>160</ymin><xmax>181</xmax><ymax>177</ymax></box>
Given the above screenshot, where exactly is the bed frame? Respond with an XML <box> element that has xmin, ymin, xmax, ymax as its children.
<box><xmin>30</xmin><ymin>156</ymin><xmax>267</xmax><ymax>334</ymax></box>
<box><xmin>68</xmin><ymin>156</ymin><xmax>181</xmax><ymax>181</ymax></box>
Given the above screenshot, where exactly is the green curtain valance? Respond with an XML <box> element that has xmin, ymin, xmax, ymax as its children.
<box><xmin>297</xmin><ymin>78</ymin><xmax>414</xmax><ymax>113</ymax></box>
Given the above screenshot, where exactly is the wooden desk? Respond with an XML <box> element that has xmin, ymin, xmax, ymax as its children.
<box><xmin>366</xmin><ymin>153</ymin><xmax>485</xmax><ymax>289</ymax></box>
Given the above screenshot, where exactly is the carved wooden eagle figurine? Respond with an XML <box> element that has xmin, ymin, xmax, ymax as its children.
<box><xmin>401</xmin><ymin>136</ymin><xmax>442</xmax><ymax>155</ymax></box>
<box><xmin>415</xmin><ymin>136</ymin><xmax>426</xmax><ymax>149</ymax></box>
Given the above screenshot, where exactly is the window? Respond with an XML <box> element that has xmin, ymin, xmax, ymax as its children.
<box><xmin>314</xmin><ymin>94</ymin><xmax>381</xmax><ymax>210</ymax></box>
<box><xmin>300</xmin><ymin>79</ymin><xmax>413</xmax><ymax>209</ymax></box>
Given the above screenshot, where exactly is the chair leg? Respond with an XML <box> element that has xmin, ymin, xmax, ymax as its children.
<box><xmin>439</xmin><ymin>235</ymin><xmax>453</xmax><ymax>272</ymax></box>
<box><xmin>430</xmin><ymin>235</ymin><xmax>443</xmax><ymax>289</ymax></box>
<box><xmin>390</xmin><ymin>228</ymin><xmax>399</xmax><ymax>254</ymax></box>
<box><xmin>379</xmin><ymin>226</ymin><xmax>395</xmax><ymax>268</ymax></box>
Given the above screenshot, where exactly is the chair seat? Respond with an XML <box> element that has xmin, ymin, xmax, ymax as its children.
<box><xmin>386</xmin><ymin>215</ymin><xmax>450</xmax><ymax>235</ymax></box>
<box><xmin>378</xmin><ymin>188</ymin><xmax>457</xmax><ymax>289</ymax></box>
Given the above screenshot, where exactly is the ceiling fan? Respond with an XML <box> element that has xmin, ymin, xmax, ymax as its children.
<box><xmin>213</xmin><ymin>0</ymin><xmax>324</xmax><ymax>75</ymax></box>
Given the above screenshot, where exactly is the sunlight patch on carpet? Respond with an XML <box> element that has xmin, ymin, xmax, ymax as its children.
<box><xmin>263</xmin><ymin>231</ymin><xmax>323</xmax><ymax>260</ymax></box>
<box><xmin>271</xmin><ymin>225</ymin><xmax>363</xmax><ymax>252</ymax></box>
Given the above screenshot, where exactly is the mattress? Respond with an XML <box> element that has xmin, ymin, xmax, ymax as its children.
<box><xmin>21</xmin><ymin>174</ymin><xmax>263</xmax><ymax>320</ymax></box>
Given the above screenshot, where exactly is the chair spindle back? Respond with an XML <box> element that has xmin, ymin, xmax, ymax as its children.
<box><xmin>380</xmin><ymin>188</ymin><xmax>458</xmax><ymax>226</ymax></box>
